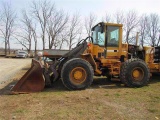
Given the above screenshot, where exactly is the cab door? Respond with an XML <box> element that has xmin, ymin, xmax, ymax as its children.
<box><xmin>106</xmin><ymin>25</ymin><xmax>122</xmax><ymax>58</ymax></box>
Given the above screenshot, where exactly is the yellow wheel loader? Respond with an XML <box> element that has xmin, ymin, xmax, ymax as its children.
<box><xmin>11</xmin><ymin>22</ymin><xmax>160</xmax><ymax>93</ymax></box>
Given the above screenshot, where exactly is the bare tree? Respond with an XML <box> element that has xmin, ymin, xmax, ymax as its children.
<box><xmin>15</xmin><ymin>10</ymin><xmax>34</xmax><ymax>53</ymax></box>
<box><xmin>114</xmin><ymin>10</ymin><xmax>125</xmax><ymax>24</ymax></box>
<box><xmin>31</xmin><ymin>0</ymin><xmax>54</xmax><ymax>50</ymax></box>
<box><xmin>139</xmin><ymin>14</ymin><xmax>148</xmax><ymax>47</ymax></box>
<box><xmin>58</xmin><ymin>32</ymin><xmax>68</xmax><ymax>49</ymax></box>
<box><xmin>124</xmin><ymin>10</ymin><xmax>139</xmax><ymax>44</ymax></box>
<box><xmin>84</xmin><ymin>13</ymin><xmax>97</xmax><ymax>37</ymax></box>
<box><xmin>67</xmin><ymin>13</ymin><xmax>82</xmax><ymax>50</ymax></box>
<box><xmin>146</xmin><ymin>13</ymin><xmax>160</xmax><ymax>46</ymax></box>
<box><xmin>0</xmin><ymin>10</ymin><xmax>2</xmax><ymax>21</ymax></box>
<box><xmin>31</xmin><ymin>23</ymin><xmax>38</xmax><ymax>53</ymax></box>
<box><xmin>0</xmin><ymin>2</ymin><xmax>16</xmax><ymax>55</ymax></box>
<box><xmin>47</xmin><ymin>10</ymin><xmax>69</xmax><ymax>49</ymax></box>
<box><xmin>101</xmin><ymin>12</ymin><xmax>112</xmax><ymax>23</ymax></box>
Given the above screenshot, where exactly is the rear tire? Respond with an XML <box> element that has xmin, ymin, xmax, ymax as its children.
<box><xmin>106</xmin><ymin>74</ymin><xmax>112</xmax><ymax>81</ymax></box>
<box><xmin>61</xmin><ymin>58</ymin><xmax>93</xmax><ymax>90</ymax></box>
<box><xmin>120</xmin><ymin>58</ymin><xmax>150</xmax><ymax>87</ymax></box>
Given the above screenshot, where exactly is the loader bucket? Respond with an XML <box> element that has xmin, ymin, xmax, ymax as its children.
<box><xmin>11</xmin><ymin>59</ymin><xmax>45</xmax><ymax>94</ymax></box>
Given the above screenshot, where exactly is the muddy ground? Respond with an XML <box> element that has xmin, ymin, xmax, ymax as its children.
<box><xmin>0</xmin><ymin>59</ymin><xmax>160</xmax><ymax>120</ymax></box>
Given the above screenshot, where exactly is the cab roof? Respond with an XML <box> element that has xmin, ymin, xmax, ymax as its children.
<box><xmin>93</xmin><ymin>22</ymin><xmax>123</xmax><ymax>29</ymax></box>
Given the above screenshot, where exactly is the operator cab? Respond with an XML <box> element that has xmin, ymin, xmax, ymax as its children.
<box><xmin>91</xmin><ymin>22</ymin><xmax>121</xmax><ymax>48</ymax></box>
<box><xmin>91</xmin><ymin>22</ymin><xmax>123</xmax><ymax>59</ymax></box>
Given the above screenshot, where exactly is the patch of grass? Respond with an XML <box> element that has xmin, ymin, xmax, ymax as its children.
<box><xmin>14</xmin><ymin>109</ymin><xmax>27</xmax><ymax>114</ymax></box>
<box><xmin>154</xmin><ymin>96</ymin><xmax>160</xmax><ymax>100</ymax></box>
<box><xmin>147</xmin><ymin>108</ymin><xmax>158</xmax><ymax>113</ymax></box>
<box><xmin>97</xmin><ymin>105</ymin><xmax>103</xmax><ymax>111</ymax></box>
<box><xmin>78</xmin><ymin>111</ymin><xmax>83</xmax><ymax>115</ymax></box>
<box><xmin>104</xmin><ymin>94</ymin><xmax>109</xmax><ymax>96</ymax></box>
<box><xmin>97</xmin><ymin>116</ymin><xmax>103</xmax><ymax>119</ymax></box>
<box><xmin>114</xmin><ymin>93</ymin><xmax>120</xmax><ymax>97</ymax></box>
<box><xmin>148</xmin><ymin>95</ymin><xmax>160</xmax><ymax>103</ymax></box>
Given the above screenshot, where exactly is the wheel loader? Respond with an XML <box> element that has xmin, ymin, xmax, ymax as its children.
<box><xmin>11</xmin><ymin>22</ymin><xmax>160</xmax><ymax>93</ymax></box>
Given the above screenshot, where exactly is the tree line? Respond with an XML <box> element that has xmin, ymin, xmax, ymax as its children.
<box><xmin>0</xmin><ymin>0</ymin><xmax>160</xmax><ymax>55</ymax></box>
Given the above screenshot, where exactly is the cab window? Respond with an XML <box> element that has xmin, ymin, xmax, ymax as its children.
<box><xmin>107</xmin><ymin>26</ymin><xmax>119</xmax><ymax>47</ymax></box>
<box><xmin>92</xmin><ymin>25</ymin><xmax>105</xmax><ymax>46</ymax></box>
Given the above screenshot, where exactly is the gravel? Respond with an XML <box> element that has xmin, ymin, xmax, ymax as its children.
<box><xmin>0</xmin><ymin>58</ymin><xmax>32</xmax><ymax>85</ymax></box>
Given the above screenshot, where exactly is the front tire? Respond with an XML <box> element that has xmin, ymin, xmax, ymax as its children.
<box><xmin>120</xmin><ymin>58</ymin><xmax>150</xmax><ymax>87</ymax></box>
<box><xmin>61</xmin><ymin>58</ymin><xmax>93</xmax><ymax>90</ymax></box>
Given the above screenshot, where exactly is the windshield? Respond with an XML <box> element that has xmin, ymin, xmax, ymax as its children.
<box><xmin>92</xmin><ymin>25</ymin><xmax>105</xmax><ymax>46</ymax></box>
<box><xmin>107</xmin><ymin>26</ymin><xmax>119</xmax><ymax>47</ymax></box>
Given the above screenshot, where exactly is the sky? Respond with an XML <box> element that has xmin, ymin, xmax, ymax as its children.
<box><xmin>10</xmin><ymin>0</ymin><xmax>160</xmax><ymax>16</ymax></box>
<box><xmin>1</xmin><ymin>0</ymin><xmax>160</xmax><ymax>49</ymax></box>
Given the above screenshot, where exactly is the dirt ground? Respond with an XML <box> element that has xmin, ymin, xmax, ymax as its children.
<box><xmin>0</xmin><ymin>61</ymin><xmax>160</xmax><ymax>120</ymax></box>
<box><xmin>0</xmin><ymin>58</ymin><xmax>31</xmax><ymax>85</ymax></box>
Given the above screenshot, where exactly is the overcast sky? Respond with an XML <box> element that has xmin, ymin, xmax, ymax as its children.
<box><xmin>9</xmin><ymin>0</ymin><xmax>160</xmax><ymax>15</ymax></box>
<box><xmin>1</xmin><ymin>0</ymin><xmax>160</xmax><ymax>49</ymax></box>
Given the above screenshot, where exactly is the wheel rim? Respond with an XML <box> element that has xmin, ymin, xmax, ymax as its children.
<box><xmin>70</xmin><ymin>67</ymin><xmax>86</xmax><ymax>85</ymax></box>
<box><xmin>132</xmin><ymin>67</ymin><xmax>144</xmax><ymax>81</ymax></box>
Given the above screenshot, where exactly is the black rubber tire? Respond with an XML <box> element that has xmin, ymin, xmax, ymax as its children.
<box><xmin>120</xmin><ymin>58</ymin><xmax>150</xmax><ymax>87</ymax></box>
<box><xmin>106</xmin><ymin>74</ymin><xmax>112</xmax><ymax>81</ymax></box>
<box><xmin>61</xmin><ymin>58</ymin><xmax>93</xmax><ymax>90</ymax></box>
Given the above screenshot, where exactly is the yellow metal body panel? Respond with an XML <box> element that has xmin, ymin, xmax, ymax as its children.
<box><xmin>143</xmin><ymin>46</ymin><xmax>154</xmax><ymax>63</ymax></box>
<box><xmin>81</xmin><ymin>53</ymin><xmax>102</xmax><ymax>75</ymax></box>
<box><xmin>143</xmin><ymin>46</ymin><xmax>160</xmax><ymax>72</ymax></box>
